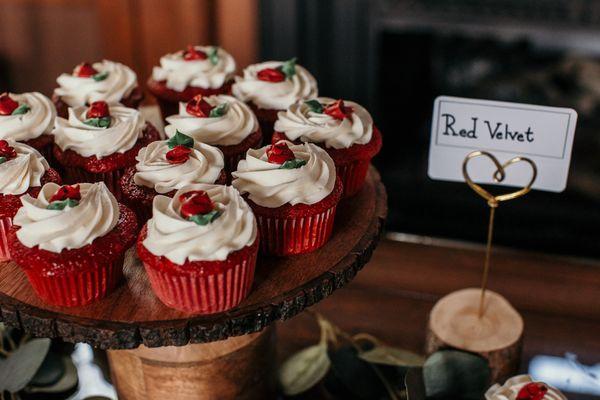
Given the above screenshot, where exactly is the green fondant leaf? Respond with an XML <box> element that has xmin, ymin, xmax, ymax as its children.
<box><xmin>207</xmin><ymin>47</ymin><xmax>219</xmax><ymax>66</ymax></box>
<box><xmin>280</xmin><ymin>57</ymin><xmax>297</xmax><ymax>79</ymax></box>
<box><xmin>83</xmin><ymin>116</ymin><xmax>111</xmax><ymax>128</ymax></box>
<box><xmin>188</xmin><ymin>210</ymin><xmax>221</xmax><ymax>226</ymax></box>
<box><xmin>167</xmin><ymin>130</ymin><xmax>194</xmax><ymax>149</ymax></box>
<box><xmin>304</xmin><ymin>99</ymin><xmax>323</xmax><ymax>113</ymax></box>
<box><xmin>0</xmin><ymin>157</ymin><xmax>6</xmax><ymax>164</ymax></box>
<box><xmin>209</xmin><ymin>102</ymin><xmax>229</xmax><ymax>118</ymax></box>
<box><xmin>47</xmin><ymin>199</ymin><xmax>79</xmax><ymax>211</ymax></box>
<box><xmin>93</xmin><ymin>71</ymin><xmax>109</xmax><ymax>82</ymax></box>
<box><xmin>12</xmin><ymin>104</ymin><xmax>31</xmax><ymax>115</ymax></box>
<box><xmin>280</xmin><ymin>159</ymin><xmax>307</xmax><ymax>169</ymax></box>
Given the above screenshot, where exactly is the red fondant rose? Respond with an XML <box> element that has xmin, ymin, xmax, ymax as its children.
<box><xmin>49</xmin><ymin>185</ymin><xmax>81</xmax><ymax>203</ymax></box>
<box><xmin>86</xmin><ymin>101</ymin><xmax>110</xmax><ymax>119</ymax></box>
<box><xmin>166</xmin><ymin>145</ymin><xmax>192</xmax><ymax>164</ymax></box>
<box><xmin>73</xmin><ymin>62</ymin><xmax>98</xmax><ymax>78</ymax></box>
<box><xmin>0</xmin><ymin>140</ymin><xmax>17</xmax><ymax>160</ymax></box>
<box><xmin>179</xmin><ymin>190</ymin><xmax>214</xmax><ymax>218</ymax></box>
<box><xmin>516</xmin><ymin>382</ymin><xmax>548</xmax><ymax>400</ymax></box>
<box><xmin>183</xmin><ymin>45</ymin><xmax>207</xmax><ymax>61</ymax></box>
<box><xmin>324</xmin><ymin>99</ymin><xmax>353</xmax><ymax>120</ymax></box>
<box><xmin>186</xmin><ymin>95</ymin><xmax>214</xmax><ymax>118</ymax></box>
<box><xmin>0</xmin><ymin>93</ymin><xmax>19</xmax><ymax>116</ymax></box>
<box><xmin>257</xmin><ymin>68</ymin><xmax>286</xmax><ymax>83</ymax></box>
<box><xmin>267</xmin><ymin>141</ymin><xmax>295</xmax><ymax>164</ymax></box>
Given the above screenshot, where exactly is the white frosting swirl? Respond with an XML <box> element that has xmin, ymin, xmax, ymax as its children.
<box><xmin>232</xmin><ymin>141</ymin><xmax>336</xmax><ymax>208</ymax></box>
<box><xmin>143</xmin><ymin>184</ymin><xmax>257</xmax><ymax>264</ymax></box>
<box><xmin>164</xmin><ymin>95</ymin><xmax>258</xmax><ymax>146</ymax></box>
<box><xmin>232</xmin><ymin>61</ymin><xmax>318</xmax><ymax>110</ymax></box>
<box><xmin>0</xmin><ymin>140</ymin><xmax>49</xmax><ymax>195</ymax></box>
<box><xmin>152</xmin><ymin>46</ymin><xmax>236</xmax><ymax>91</ymax></box>
<box><xmin>0</xmin><ymin>92</ymin><xmax>56</xmax><ymax>141</ymax></box>
<box><xmin>274</xmin><ymin>97</ymin><xmax>373</xmax><ymax>149</ymax></box>
<box><xmin>53</xmin><ymin>104</ymin><xmax>145</xmax><ymax>158</ymax></box>
<box><xmin>485</xmin><ymin>375</ymin><xmax>566</xmax><ymax>400</ymax></box>
<box><xmin>134</xmin><ymin>140</ymin><xmax>224</xmax><ymax>194</ymax></box>
<box><xmin>54</xmin><ymin>60</ymin><xmax>138</xmax><ymax>107</ymax></box>
<box><xmin>14</xmin><ymin>182</ymin><xmax>119</xmax><ymax>253</ymax></box>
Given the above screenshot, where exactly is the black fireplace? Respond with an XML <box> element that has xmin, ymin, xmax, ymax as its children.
<box><xmin>260</xmin><ymin>0</ymin><xmax>600</xmax><ymax>259</ymax></box>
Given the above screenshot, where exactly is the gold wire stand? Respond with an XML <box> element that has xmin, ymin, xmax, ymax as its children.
<box><xmin>461</xmin><ymin>151</ymin><xmax>537</xmax><ymax>318</ymax></box>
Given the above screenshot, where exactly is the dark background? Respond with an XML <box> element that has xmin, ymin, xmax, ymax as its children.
<box><xmin>260</xmin><ymin>0</ymin><xmax>600</xmax><ymax>259</ymax></box>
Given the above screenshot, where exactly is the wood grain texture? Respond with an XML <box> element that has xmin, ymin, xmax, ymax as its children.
<box><xmin>108</xmin><ymin>327</ymin><xmax>276</xmax><ymax>400</ymax></box>
<box><xmin>426</xmin><ymin>288</ymin><xmax>524</xmax><ymax>382</ymax></box>
<box><xmin>0</xmin><ymin>167</ymin><xmax>387</xmax><ymax>350</ymax></box>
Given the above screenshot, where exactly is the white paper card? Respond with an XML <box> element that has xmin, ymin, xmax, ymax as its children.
<box><xmin>428</xmin><ymin>96</ymin><xmax>577</xmax><ymax>192</ymax></box>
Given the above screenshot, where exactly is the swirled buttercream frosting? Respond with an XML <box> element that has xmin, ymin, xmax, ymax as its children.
<box><xmin>0</xmin><ymin>92</ymin><xmax>56</xmax><ymax>141</ymax></box>
<box><xmin>0</xmin><ymin>140</ymin><xmax>49</xmax><ymax>195</ymax></box>
<box><xmin>485</xmin><ymin>375</ymin><xmax>567</xmax><ymax>400</ymax></box>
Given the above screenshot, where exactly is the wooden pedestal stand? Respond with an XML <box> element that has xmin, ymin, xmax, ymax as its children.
<box><xmin>0</xmin><ymin>168</ymin><xmax>387</xmax><ymax>400</ymax></box>
<box><xmin>425</xmin><ymin>288</ymin><xmax>523</xmax><ymax>382</ymax></box>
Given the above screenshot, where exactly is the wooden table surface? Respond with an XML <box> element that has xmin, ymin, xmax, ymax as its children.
<box><xmin>277</xmin><ymin>235</ymin><xmax>600</xmax><ymax>399</ymax></box>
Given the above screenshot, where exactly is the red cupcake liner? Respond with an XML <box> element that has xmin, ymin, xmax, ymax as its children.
<box><xmin>138</xmin><ymin>229</ymin><xmax>258</xmax><ymax>314</ymax></box>
<box><xmin>22</xmin><ymin>255</ymin><xmax>124</xmax><ymax>307</ymax></box>
<box><xmin>254</xmin><ymin>203</ymin><xmax>338</xmax><ymax>256</ymax></box>
<box><xmin>63</xmin><ymin>167</ymin><xmax>125</xmax><ymax>201</ymax></box>
<box><xmin>336</xmin><ymin>158</ymin><xmax>371</xmax><ymax>198</ymax></box>
<box><xmin>0</xmin><ymin>217</ymin><xmax>12</xmax><ymax>262</ymax></box>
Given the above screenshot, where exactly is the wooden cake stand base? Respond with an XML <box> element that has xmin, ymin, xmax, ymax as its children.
<box><xmin>425</xmin><ymin>288</ymin><xmax>524</xmax><ymax>382</ymax></box>
<box><xmin>0</xmin><ymin>168</ymin><xmax>387</xmax><ymax>400</ymax></box>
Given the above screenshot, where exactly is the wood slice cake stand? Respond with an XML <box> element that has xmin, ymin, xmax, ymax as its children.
<box><xmin>0</xmin><ymin>167</ymin><xmax>387</xmax><ymax>400</ymax></box>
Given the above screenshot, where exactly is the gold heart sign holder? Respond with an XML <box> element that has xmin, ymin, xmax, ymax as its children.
<box><xmin>426</xmin><ymin>150</ymin><xmax>537</xmax><ymax>382</ymax></box>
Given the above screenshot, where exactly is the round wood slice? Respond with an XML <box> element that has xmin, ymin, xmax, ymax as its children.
<box><xmin>0</xmin><ymin>167</ymin><xmax>387</xmax><ymax>350</ymax></box>
<box><xmin>425</xmin><ymin>288</ymin><xmax>523</xmax><ymax>382</ymax></box>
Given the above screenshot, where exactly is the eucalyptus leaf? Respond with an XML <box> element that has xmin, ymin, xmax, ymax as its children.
<box><xmin>423</xmin><ymin>350</ymin><xmax>490</xmax><ymax>400</ymax></box>
<box><xmin>25</xmin><ymin>356</ymin><xmax>78</xmax><ymax>394</ymax></box>
<box><xmin>0</xmin><ymin>338</ymin><xmax>51</xmax><ymax>392</ymax></box>
<box><xmin>359</xmin><ymin>345</ymin><xmax>425</xmax><ymax>367</ymax></box>
<box><xmin>278</xmin><ymin>343</ymin><xmax>330</xmax><ymax>396</ymax></box>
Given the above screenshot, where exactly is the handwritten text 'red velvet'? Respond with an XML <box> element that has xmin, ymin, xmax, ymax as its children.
<box><xmin>441</xmin><ymin>113</ymin><xmax>534</xmax><ymax>143</ymax></box>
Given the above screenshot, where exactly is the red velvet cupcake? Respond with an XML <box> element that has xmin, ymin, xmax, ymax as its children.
<box><xmin>52</xmin><ymin>60</ymin><xmax>144</xmax><ymax>118</ymax></box>
<box><xmin>8</xmin><ymin>182</ymin><xmax>137</xmax><ymax>306</ymax></box>
<box><xmin>119</xmin><ymin>132</ymin><xmax>226</xmax><ymax>224</ymax></box>
<box><xmin>137</xmin><ymin>184</ymin><xmax>258</xmax><ymax>314</ymax></box>
<box><xmin>232</xmin><ymin>58</ymin><xmax>318</xmax><ymax>143</ymax></box>
<box><xmin>147</xmin><ymin>45</ymin><xmax>236</xmax><ymax>120</ymax></box>
<box><xmin>273</xmin><ymin>98</ymin><xmax>382</xmax><ymax>197</ymax></box>
<box><xmin>232</xmin><ymin>140</ymin><xmax>342</xmax><ymax>256</ymax></box>
<box><xmin>0</xmin><ymin>140</ymin><xmax>61</xmax><ymax>262</ymax></box>
<box><xmin>164</xmin><ymin>94</ymin><xmax>262</xmax><ymax>177</ymax></box>
<box><xmin>0</xmin><ymin>92</ymin><xmax>57</xmax><ymax>163</ymax></box>
<box><xmin>52</xmin><ymin>101</ymin><xmax>159</xmax><ymax>199</ymax></box>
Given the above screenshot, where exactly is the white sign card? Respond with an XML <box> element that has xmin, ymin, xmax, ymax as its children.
<box><xmin>428</xmin><ymin>96</ymin><xmax>577</xmax><ymax>192</ymax></box>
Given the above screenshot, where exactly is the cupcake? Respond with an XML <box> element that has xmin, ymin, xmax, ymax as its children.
<box><xmin>52</xmin><ymin>101</ymin><xmax>160</xmax><ymax>198</ymax></box>
<box><xmin>53</xmin><ymin>60</ymin><xmax>144</xmax><ymax>118</ymax></box>
<box><xmin>137</xmin><ymin>184</ymin><xmax>258</xmax><ymax>314</ymax></box>
<box><xmin>147</xmin><ymin>45</ymin><xmax>236</xmax><ymax>120</ymax></box>
<box><xmin>119</xmin><ymin>132</ymin><xmax>227</xmax><ymax>224</ymax></box>
<box><xmin>0</xmin><ymin>140</ymin><xmax>61</xmax><ymax>262</ymax></box>
<box><xmin>232</xmin><ymin>58</ymin><xmax>318</xmax><ymax>142</ymax></box>
<box><xmin>273</xmin><ymin>98</ymin><xmax>382</xmax><ymax>197</ymax></box>
<box><xmin>164</xmin><ymin>94</ymin><xmax>262</xmax><ymax>175</ymax></box>
<box><xmin>485</xmin><ymin>375</ymin><xmax>566</xmax><ymax>399</ymax></box>
<box><xmin>0</xmin><ymin>92</ymin><xmax>57</xmax><ymax>162</ymax></box>
<box><xmin>8</xmin><ymin>182</ymin><xmax>137</xmax><ymax>306</ymax></box>
<box><xmin>232</xmin><ymin>140</ymin><xmax>342</xmax><ymax>255</ymax></box>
